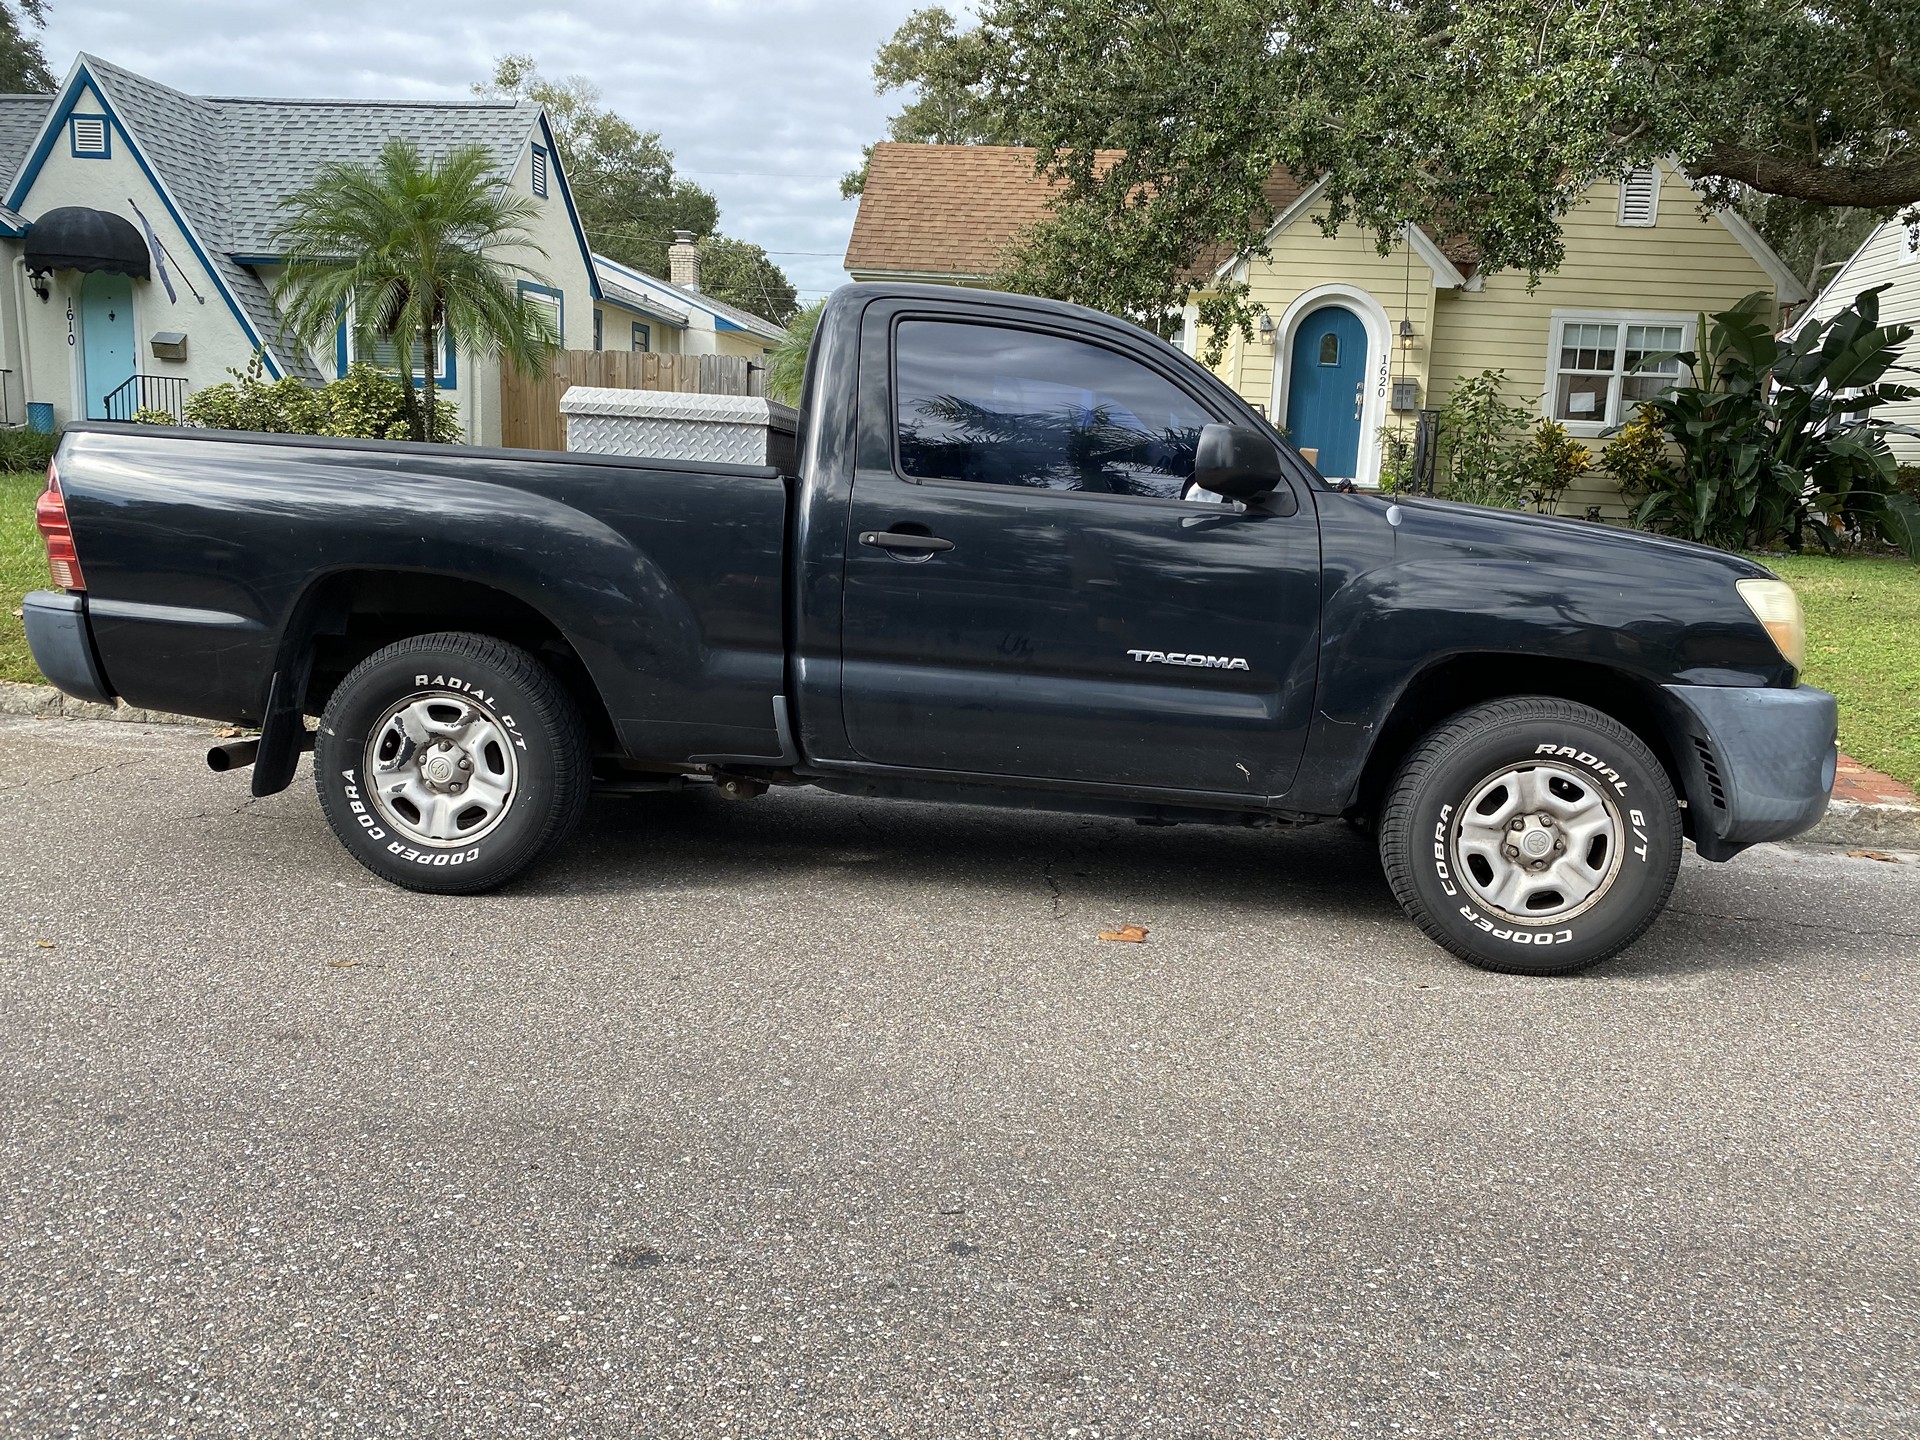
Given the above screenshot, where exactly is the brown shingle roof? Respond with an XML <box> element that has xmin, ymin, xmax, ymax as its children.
<box><xmin>846</xmin><ymin>142</ymin><xmax>1310</xmax><ymax>282</ymax></box>
<box><xmin>844</xmin><ymin>143</ymin><xmax>1120</xmax><ymax>278</ymax></box>
<box><xmin>843</xmin><ymin>143</ymin><xmax>1476</xmax><ymax>285</ymax></box>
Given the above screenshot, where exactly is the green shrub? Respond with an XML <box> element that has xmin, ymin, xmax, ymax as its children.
<box><xmin>1375</xmin><ymin>426</ymin><xmax>1414</xmax><ymax>494</ymax></box>
<box><xmin>1624</xmin><ymin>287</ymin><xmax>1914</xmax><ymax>552</ymax></box>
<box><xmin>0</xmin><ymin>426</ymin><xmax>58</xmax><ymax>472</ymax></box>
<box><xmin>180</xmin><ymin>354</ymin><xmax>461</xmax><ymax>444</ymax></box>
<box><xmin>1521</xmin><ymin>419</ymin><xmax>1592</xmax><ymax>514</ymax></box>
<box><xmin>325</xmin><ymin>362</ymin><xmax>461</xmax><ymax>443</ymax></box>
<box><xmin>130</xmin><ymin>407</ymin><xmax>179</xmax><ymax>426</ymax></box>
<box><xmin>1435</xmin><ymin>370</ymin><xmax>1534</xmax><ymax>510</ymax></box>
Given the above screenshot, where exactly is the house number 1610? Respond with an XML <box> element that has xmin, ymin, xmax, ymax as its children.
<box><xmin>66</xmin><ymin>299</ymin><xmax>75</xmax><ymax>347</ymax></box>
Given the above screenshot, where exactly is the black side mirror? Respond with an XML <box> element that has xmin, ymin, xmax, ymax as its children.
<box><xmin>1193</xmin><ymin>423</ymin><xmax>1285</xmax><ymax>502</ymax></box>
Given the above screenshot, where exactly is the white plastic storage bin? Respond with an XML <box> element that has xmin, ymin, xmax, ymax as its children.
<box><xmin>560</xmin><ymin>387</ymin><xmax>798</xmax><ymax>471</ymax></box>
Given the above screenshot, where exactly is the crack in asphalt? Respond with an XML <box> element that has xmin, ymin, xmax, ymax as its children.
<box><xmin>1666</xmin><ymin>904</ymin><xmax>1920</xmax><ymax>941</ymax></box>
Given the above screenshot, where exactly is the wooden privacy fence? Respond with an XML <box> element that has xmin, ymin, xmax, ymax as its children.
<box><xmin>500</xmin><ymin>350</ymin><xmax>765</xmax><ymax>451</ymax></box>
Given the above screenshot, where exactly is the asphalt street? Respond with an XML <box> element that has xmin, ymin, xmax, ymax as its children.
<box><xmin>2</xmin><ymin>714</ymin><xmax>1918</xmax><ymax>1439</ymax></box>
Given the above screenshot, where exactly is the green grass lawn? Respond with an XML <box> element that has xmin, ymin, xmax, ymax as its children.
<box><xmin>1759</xmin><ymin>552</ymin><xmax>1920</xmax><ymax>790</ymax></box>
<box><xmin>2</xmin><ymin>473</ymin><xmax>1914</xmax><ymax>785</ymax></box>
<box><xmin>2</xmin><ymin>470</ymin><xmax>48</xmax><ymax>685</ymax></box>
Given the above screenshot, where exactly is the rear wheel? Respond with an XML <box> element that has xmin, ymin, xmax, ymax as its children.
<box><xmin>1378</xmin><ymin>697</ymin><xmax>1681</xmax><ymax>975</ymax></box>
<box><xmin>315</xmin><ymin>632</ymin><xmax>589</xmax><ymax>894</ymax></box>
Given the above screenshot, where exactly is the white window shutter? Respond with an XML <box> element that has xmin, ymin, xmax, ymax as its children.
<box><xmin>1618</xmin><ymin>167</ymin><xmax>1660</xmax><ymax>227</ymax></box>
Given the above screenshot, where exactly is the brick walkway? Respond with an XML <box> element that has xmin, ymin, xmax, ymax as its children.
<box><xmin>1834</xmin><ymin>753</ymin><xmax>1917</xmax><ymax>807</ymax></box>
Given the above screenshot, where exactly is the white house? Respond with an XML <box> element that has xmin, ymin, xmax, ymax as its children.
<box><xmin>1788</xmin><ymin>217</ymin><xmax>1920</xmax><ymax>464</ymax></box>
<box><xmin>0</xmin><ymin>54</ymin><xmax>783</xmax><ymax>446</ymax></box>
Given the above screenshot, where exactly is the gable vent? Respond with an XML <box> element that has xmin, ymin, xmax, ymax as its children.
<box><xmin>70</xmin><ymin>116</ymin><xmax>108</xmax><ymax>157</ymax></box>
<box><xmin>1618</xmin><ymin>166</ymin><xmax>1659</xmax><ymax>227</ymax></box>
<box><xmin>531</xmin><ymin>145</ymin><xmax>548</xmax><ymax>198</ymax></box>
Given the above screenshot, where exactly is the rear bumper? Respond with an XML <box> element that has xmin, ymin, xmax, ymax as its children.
<box><xmin>21</xmin><ymin>590</ymin><xmax>114</xmax><ymax>705</ymax></box>
<box><xmin>1662</xmin><ymin>683</ymin><xmax>1837</xmax><ymax>861</ymax></box>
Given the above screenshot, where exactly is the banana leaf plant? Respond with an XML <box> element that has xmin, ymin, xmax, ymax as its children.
<box><xmin>1624</xmin><ymin>286</ymin><xmax>1917</xmax><ymax>553</ymax></box>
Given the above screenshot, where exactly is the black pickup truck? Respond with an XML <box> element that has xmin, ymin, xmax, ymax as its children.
<box><xmin>25</xmin><ymin>283</ymin><xmax>1836</xmax><ymax>974</ymax></box>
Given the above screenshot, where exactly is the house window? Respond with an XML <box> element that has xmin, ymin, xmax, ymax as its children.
<box><xmin>593</xmin><ymin>308</ymin><xmax>603</xmax><ymax>351</ymax></box>
<box><xmin>70</xmin><ymin>115</ymin><xmax>109</xmax><ymax>158</ymax></box>
<box><xmin>1317</xmin><ymin>331</ymin><xmax>1340</xmax><ymax>366</ymax></box>
<box><xmin>518</xmin><ymin>281</ymin><xmax>562</xmax><ymax>345</ymax></box>
<box><xmin>1617</xmin><ymin>166</ymin><xmax>1659</xmax><ymax>227</ymax></box>
<box><xmin>632</xmin><ymin>322</ymin><xmax>650</xmax><ymax>353</ymax></box>
<box><xmin>1902</xmin><ymin>224</ymin><xmax>1919</xmax><ymax>266</ymax></box>
<box><xmin>341</xmin><ymin>322</ymin><xmax>453</xmax><ymax>389</ymax></box>
<box><xmin>1547</xmin><ymin>313</ymin><xmax>1689</xmax><ymax>429</ymax></box>
<box><xmin>530</xmin><ymin>145</ymin><xmax>548</xmax><ymax>199</ymax></box>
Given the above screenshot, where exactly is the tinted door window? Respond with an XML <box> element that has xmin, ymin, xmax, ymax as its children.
<box><xmin>894</xmin><ymin>320</ymin><xmax>1212</xmax><ymax>500</ymax></box>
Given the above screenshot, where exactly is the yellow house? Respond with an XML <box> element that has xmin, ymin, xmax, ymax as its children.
<box><xmin>846</xmin><ymin>143</ymin><xmax>1807</xmax><ymax>510</ymax></box>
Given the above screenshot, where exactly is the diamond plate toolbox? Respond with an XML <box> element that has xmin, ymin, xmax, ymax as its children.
<box><xmin>561</xmin><ymin>387</ymin><xmax>799</xmax><ymax>471</ymax></box>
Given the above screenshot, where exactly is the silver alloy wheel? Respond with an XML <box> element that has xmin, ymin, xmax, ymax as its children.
<box><xmin>364</xmin><ymin>690</ymin><xmax>519</xmax><ymax>848</ymax></box>
<box><xmin>1450</xmin><ymin>760</ymin><xmax>1624</xmax><ymax>923</ymax></box>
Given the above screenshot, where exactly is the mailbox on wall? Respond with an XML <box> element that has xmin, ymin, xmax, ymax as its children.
<box><xmin>150</xmin><ymin>331</ymin><xmax>188</xmax><ymax>362</ymax></box>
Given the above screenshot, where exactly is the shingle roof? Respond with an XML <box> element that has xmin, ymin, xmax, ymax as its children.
<box><xmin>0</xmin><ymin>95</ymin><xmax>53</xmax><ymax>191</ymax></box>
<box><xmin>844</xmin><ymin>143</ymin><xmax>1123</xmax><ymax>278</ymax></box>
<box><xmin>592</xmin><ymin>256</ymin><xmax>693</xmax><ymax>326</ymax></box>
<box><xmin>848</xmin><ymin>142</ymin><xmax>1467</xmax><ymax>284</ymax></box>
<box><xmin>594</xmin><ymin>252</ymin><xmax>787</xmax><ymax>341</ymax></box>
<box><xmin>4</xmin><ymin>56</ymin><xmax>554</xmax><ymax>380</ymax></box>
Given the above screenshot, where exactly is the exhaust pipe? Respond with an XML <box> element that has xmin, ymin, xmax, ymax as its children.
<box><xmin>207</xmin><ymin>738</ymin><xmax>261</xmax><ymax>772</ymax></box>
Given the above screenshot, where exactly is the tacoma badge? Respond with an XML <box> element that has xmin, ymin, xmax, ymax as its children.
<box><xmin>1127</xmin><ymin>649</ymin><xmax>1251</xmax><ymax>671</ymax></box>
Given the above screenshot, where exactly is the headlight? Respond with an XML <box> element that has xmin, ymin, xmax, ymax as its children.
<box><xmin>1736</xmin><ymin>578</ymin><xmax>1806</xmax><ymax>674</ymax></box>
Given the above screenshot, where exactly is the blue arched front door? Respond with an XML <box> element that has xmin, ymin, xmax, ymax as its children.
<box><xmin>81</xmin><ymin>272</ymin><xmax>137</xmax><ymax>419</ymax></box>
<box><xmin>1285</xmin><ymin>305</ymin><xmax>1367</xmax><ymax>479</ymax></box>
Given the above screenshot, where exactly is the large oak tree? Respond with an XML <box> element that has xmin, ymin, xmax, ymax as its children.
<box><xmin>858</xmin><ymin>1</ymin><xmax>1917</xmax><ymax>347</ymax></box>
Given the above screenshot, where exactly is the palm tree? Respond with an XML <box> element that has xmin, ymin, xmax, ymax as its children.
<box><xmin>272</xmin><ymin>139</ymin><xmax>558</xmax><ymax>442</ymax></box>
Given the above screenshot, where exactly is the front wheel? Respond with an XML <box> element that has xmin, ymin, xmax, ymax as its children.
<box><xmin>315</xmin><ymin>632</ymin><xmax>590</xmax><ymax>894</ymax></box>
<box><xmin>1378</xmin><ymin>697</ymin><xmax>1681</xmax><ymax>975</ymax></box>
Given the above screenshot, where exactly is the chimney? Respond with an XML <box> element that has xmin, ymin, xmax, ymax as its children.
<box><xmin>668</xmin><ymin>229</ymin><xmax>701</xmax><ymax>291</ymax></box>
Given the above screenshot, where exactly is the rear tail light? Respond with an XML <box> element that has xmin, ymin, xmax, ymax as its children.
<box><xmin>36</xmin><ymin>462</ymin><xmax>86</xmax><ymax>592</ymax></box>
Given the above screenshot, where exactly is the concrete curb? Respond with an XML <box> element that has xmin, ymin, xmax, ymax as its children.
<box><xmin>0</xmin><ymin>679</ymin><xmax>212</xmax><ymax>729</ymax></box>
<box><xmin>1801</xmin><ymin>799</ymin><xmax>1920</xmax><ymax>851</ymax></box>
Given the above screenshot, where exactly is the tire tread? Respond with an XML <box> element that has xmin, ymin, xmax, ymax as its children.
<box><xmin>315</xmin><ymin>631</ymin><xmax>589</xmax><ymax>895</ymax></box>
<box><xmin>1378</xmin><ymin>696</ymin><xmax>1681</xmax><ymax>975</ymax></box>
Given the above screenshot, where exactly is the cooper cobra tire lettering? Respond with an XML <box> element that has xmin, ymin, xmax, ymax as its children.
<box><xmin>1384</xmin><ymin>698</ymin><xmax>1681</xmax><ymax>976</ymax></box>
<box><xmin>318</xmin><ymin>633</ymin><xmax>589</xmax><ymax>896</ymax></box>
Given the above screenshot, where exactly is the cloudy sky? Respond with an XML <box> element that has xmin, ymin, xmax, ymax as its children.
<box><xmin>35</xmin><ymin>0</ymin><xmax>924</xmax><ymax>302</ymax></box>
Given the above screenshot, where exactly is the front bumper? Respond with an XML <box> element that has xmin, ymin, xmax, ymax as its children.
<box><xmin>1662</xmin><ymin>683</ymin><xmax>1837</xmax><ymax>861</ymax></box>
<box><xmin>21</xmin><ymin>590</ymin><xmax>115</xmax><ymax>705</ymax></box>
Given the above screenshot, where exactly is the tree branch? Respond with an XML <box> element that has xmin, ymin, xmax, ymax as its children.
<box><xmin>1688</xmin><ymin>143</ymin><xmax>1920</xmax><ymax>209</ymax></box>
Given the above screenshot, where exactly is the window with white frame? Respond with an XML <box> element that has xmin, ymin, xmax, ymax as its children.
<box><xmin>1902</xmin><ymin>221</ymin><xmax>1919</xmax><ymax>265</ymax></box>
<box><xmin>1548</xmin><ymin>314</ymin><xmax>1689</xmax><ymax>429</ymax></box>
<box><xmin>518</xmin><ymin>282</ymin><xmax>562</xmax><ymax>344</ymax></box>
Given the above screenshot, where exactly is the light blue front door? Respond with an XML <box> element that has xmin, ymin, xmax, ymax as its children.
<box><xmin>81</xmin><ymin>271</ymin><xmax>136</xmax><ymax>419</ymax></box>
<box><xmin>1285</xmin><ymin>305</ymin><xmax>1367</xmax><ymax>478</ymax></box>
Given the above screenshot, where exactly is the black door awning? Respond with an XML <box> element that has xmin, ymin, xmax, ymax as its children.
<box><xmin>24</xmin><ymin>206</ymin><xmax>151</xmax><ymax>279</ymax></box>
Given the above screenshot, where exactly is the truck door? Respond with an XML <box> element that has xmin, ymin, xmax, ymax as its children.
<box><xmin>838</xmin><ymin>303</ymin><xmax>1321</xmax><ymax>799</ymax></box>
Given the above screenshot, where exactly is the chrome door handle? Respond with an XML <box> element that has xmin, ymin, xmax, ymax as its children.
<box><xmin>1353</xmin><ymin>382</ymin><xmax>1364</xmax><ymax>421</ymax></box>
<box><xmin>860</xmin><ymin>530</ymin><xmax>954</xmax><ymax>553</ymax></box>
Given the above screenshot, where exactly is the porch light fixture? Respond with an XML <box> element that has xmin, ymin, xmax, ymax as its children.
<box><xmin>1257</xmin><ymin>312</ymin><xmax>1275</xmax><ymax>343</ymax></box>
<box><xmin>1398</xmin><ymin>317</ymin><xmax>1416</xmax><ymax>351</ymax></box>
<box><xmin>29</xmin><ymin>270</ymin><xmax>48</xmax><ymax>303</ymax></box>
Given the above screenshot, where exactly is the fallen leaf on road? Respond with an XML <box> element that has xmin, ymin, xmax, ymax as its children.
<box><xmin>326</xmin><ymin>960</ymin><xmax>361</xmax><ymax>968</ymax></box>
<box><xmin>1098</xmin><ymin>923</ymin><xmax>1149</xmax><ymax>943</ymax></box>
<box><xmin>33</xmin><ymin>939</ymin><xmax>54</xmax><ymax>949</ymax></box>
<box><xmin>214</xmin><ymin>726</ymin><xmax>244</xmax><ymax>738</ymax></box>
<box><xmin>1848</xmin><ymin>849</ymin><xmax>1900</xmax><ymax>863</ymax></box>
